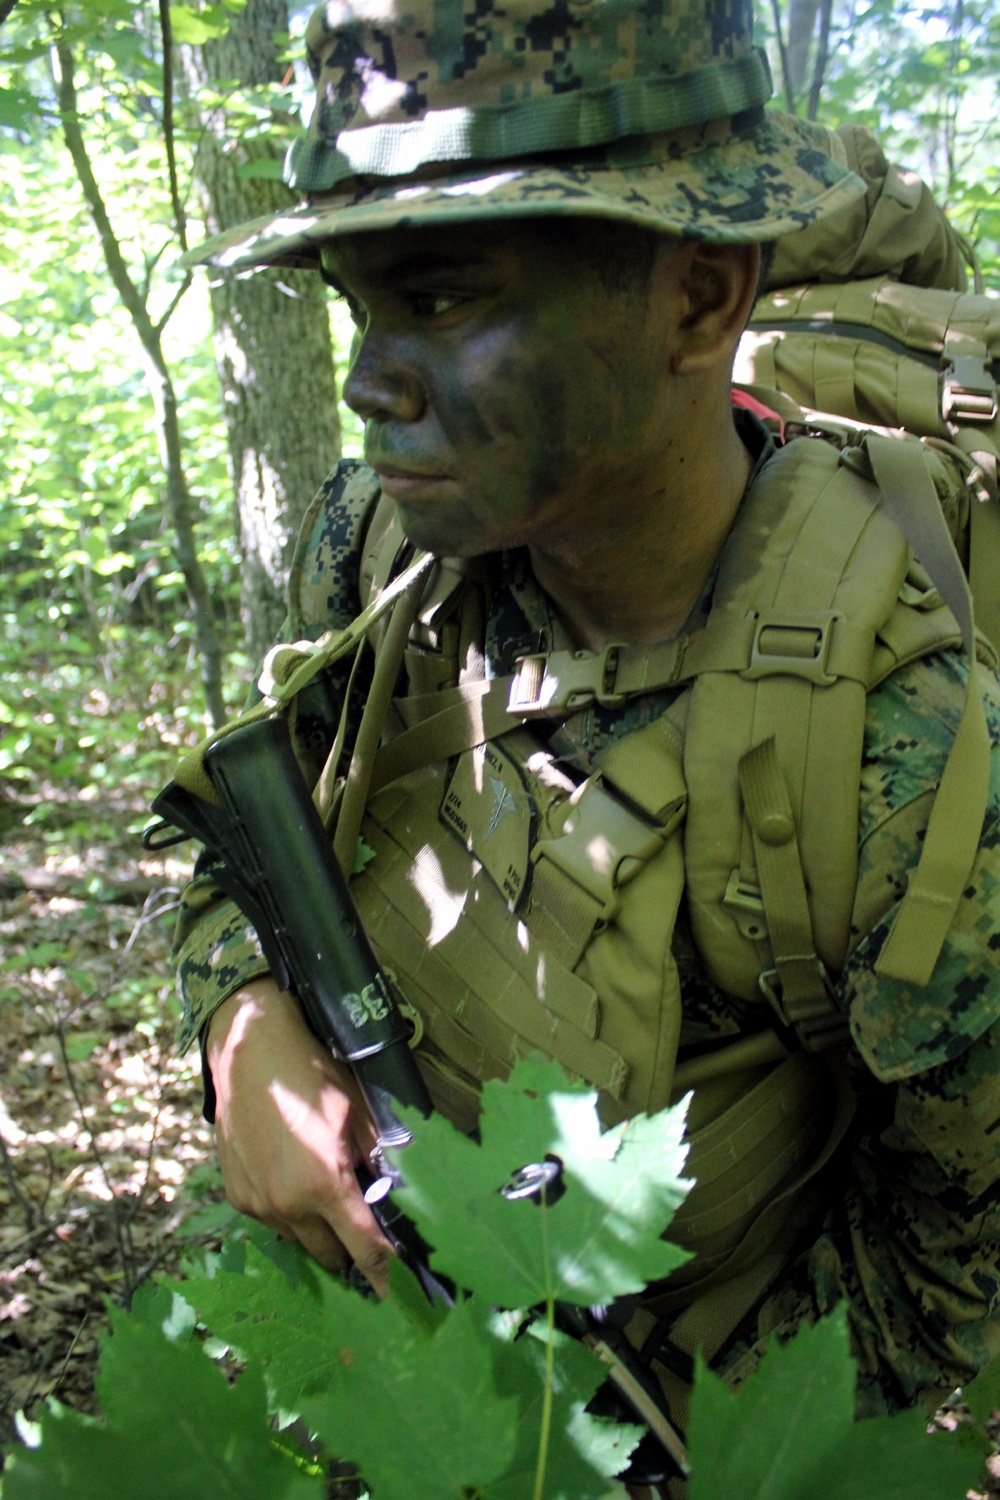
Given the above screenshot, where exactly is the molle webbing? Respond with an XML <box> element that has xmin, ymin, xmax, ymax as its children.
<box><xmin>356</xmin><ymin>767</ymin><xmax>631</xmax><ymax>1103</ymax></box>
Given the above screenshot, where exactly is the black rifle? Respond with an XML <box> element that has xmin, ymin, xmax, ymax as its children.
<box><xmin>145</xmin><ymin>715</ymin><xmax>688</xmax><ymax>1483</ymax></box>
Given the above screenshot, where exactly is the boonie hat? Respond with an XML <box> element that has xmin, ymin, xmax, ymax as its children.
<box><xmin>187</xmin><ymin>0</ymin><xmax>866</xmax><ymax>270</ymax></box>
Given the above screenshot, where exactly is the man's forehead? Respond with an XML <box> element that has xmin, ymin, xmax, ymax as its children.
<box><xmin>320</xmin><ymin>219</ymin><xmax>520</xmax><ymax>279</ymax></box>
<box><xmin>317</xmin><ymin>214</ymin><xmax>666</xmax><ymax>282</ymax></box>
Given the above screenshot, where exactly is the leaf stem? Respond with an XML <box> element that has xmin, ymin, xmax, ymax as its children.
<box><xmin>532</xmin><ymin>1206</ymin><xmax>556</xmax><ymax>1500</ymax></box>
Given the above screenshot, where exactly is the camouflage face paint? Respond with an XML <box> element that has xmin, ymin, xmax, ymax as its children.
<box><xmin>324</xmin><ymin>218</ymin><xmax>683</xmax><ymax>559</ymax></box>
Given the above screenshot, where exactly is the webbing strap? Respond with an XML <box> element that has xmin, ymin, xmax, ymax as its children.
<box><xmin>864</xmin><ymin>435</ymin><xmax>993</xmax><ymax>986</ymax></box>
<box><xmin>369</xmin><ymin>677</ymin><xmax>524</xmax><ymax>794</ymax></box>
<box><xmin>510</xmin><ymin>612</ymin><xmax>874</xmax><ymax>713</ymax></box>
<box><xmin>738</xmin><ymin>736</ymin><xmax>839</xmax><ymax>1038</ymax></box>
<box><xmin>171</xmin><ymin>549</ymin><xmax>435</xmax><ymax>804</ymax></box>
<box><xmin>262</xmin><ymin>549</ymin><xmax>434</xmax><ymax>706</ymax></box>
<box><xmin>970</xmin><ymin>489</ymin><xmax>1000</xmax><ymax>657</ymax></box>
<box><xmin>528</xmin><ymin>859</ymin><xmax>605</xmax><ymax>971</ymax></box>
<box><xmin>367</xmin><ymin>606</ymin><xmax>876</xmax><ymax>793</ymax></box>
<box><xmin>332</xmin><ymin>569</ymin><xmax>429</xmax><ymax>876</ymax></box>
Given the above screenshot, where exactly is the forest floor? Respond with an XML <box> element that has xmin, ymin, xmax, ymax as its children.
<box><xmin>0</xmin><ymin>776</ymin><xmax>230</xmax><ymax>1450</ymax></box>
<box><xmin>2</xmin><ymin>775</ymin><xmax>1000</xmax><ymax>1499</ymax></box>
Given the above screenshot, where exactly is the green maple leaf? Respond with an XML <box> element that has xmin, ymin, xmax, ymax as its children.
<box><xmin>687</xmin><ymin>1306</ymin><xmax>982</xmax><ymax>1500</ymax></box>
<box><xmin>179</xmin><ymin>1243</ymin><xmax>516</xmax><ymax>1500</ymax></box>
<box><xmin>962</xmin><ymin>1355</ymin><xmax>1000</xmax><ymax>1429</ymax></box>
<box><xmin>481</xmin><ymin>1316</ymin><xmax>642</xmax><ymax>1500</ymax></box>
<box><xmin>391</xmin><ymin>1055</ymin><xmax>692</xmax><ymax>1309</ymax></box>
<box><xmin>2</xmin><ymin>1308</ymin><xmax>320</xmax><ymax>1500</ymax></box>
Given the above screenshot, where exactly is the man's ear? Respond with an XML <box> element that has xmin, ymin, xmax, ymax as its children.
<box><xmin>671</xmin><ymin>241</ymin><xmax>760</xmax><ymax>376</ymax></box>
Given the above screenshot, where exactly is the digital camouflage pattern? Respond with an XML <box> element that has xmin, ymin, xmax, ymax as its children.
<box><xmin>173</xmin><ymin>444</ymin><xmax>1000</xmax><ymax>1414</ymax></box>
<box><xmin>184</xmin><ymin>0</ymin><xmax>866</xmax><ymax>271</ymax></box>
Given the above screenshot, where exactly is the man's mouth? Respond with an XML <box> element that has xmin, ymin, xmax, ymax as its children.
<box><xmin>371</xmin><ymin>462</ymin><xmax>451</xmax><ymax>501</ymax></box>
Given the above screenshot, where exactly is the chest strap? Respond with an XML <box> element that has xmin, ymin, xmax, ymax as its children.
<box><xmin>366</xmin><ymin>606</ymin><xmax>877</xmax><ymax>800</ymax></box>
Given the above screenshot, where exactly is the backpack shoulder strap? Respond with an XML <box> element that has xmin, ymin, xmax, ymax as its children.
<box><xmin>682</xmin><ymin>430</ymin><xmax>984</xmax><ymax>1028</ymax></box>
<box><xmin>860</xmin><ymin>433</ymin><xmax>992</xmax><ymax>987</ymax></box>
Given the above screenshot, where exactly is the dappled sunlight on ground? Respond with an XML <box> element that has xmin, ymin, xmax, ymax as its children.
<box><xmin>0</xmin><ymin>790</ymin><xmax>227</xmax><ymax>1444</ymax></box>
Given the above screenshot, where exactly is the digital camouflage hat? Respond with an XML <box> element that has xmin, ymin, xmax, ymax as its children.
<box><xmin>187</xmin><ymin>0</ymin><xmax>866</xmax><ymax>270</ymax></box>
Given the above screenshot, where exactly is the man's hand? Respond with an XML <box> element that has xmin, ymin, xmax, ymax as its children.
<box><xmin>206</xmin><ymin>977</ymin><xmax>393</xmax><ymax>1293</ymax></box>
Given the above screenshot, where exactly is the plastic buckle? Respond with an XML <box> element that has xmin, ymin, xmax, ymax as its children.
<box><xmin>530</xmin><ymin>775</ymin><xmax>665</xmax><ymax>923</ymax></box>
<box><xmin>509</xmin><ymin>645</ymin><xmax>626</xmax><ymax>715</ymax></box>
<box><xmin>941</xmin><ymin>356</ymin><xmax>998</xmax><ymax>425</ymax></box>
<box><xmin>758</xmin><ymin>965</ymin><xmax>849</xmax><ymax>1052</ymax></box>
<box><xmin>723</xmin><ymin>871</ymin><xmax>769</xmax><ymax>942</ymax></box>
<box><xmin>741</xmin><ymin>609</ymin><xmax>841</xmax><ymax>687</ymax></box>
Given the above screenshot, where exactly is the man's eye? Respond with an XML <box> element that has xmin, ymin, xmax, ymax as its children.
<box><xmin>409</xmin><ymin>292</ymin><xmax>462</xmax><ymax>318</ymax></box>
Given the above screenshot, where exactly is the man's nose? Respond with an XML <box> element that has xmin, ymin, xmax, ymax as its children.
<box><xmin>342</xmin><ymin>331</ymin><xmax>425</xmax><ymax>424</ymax></box>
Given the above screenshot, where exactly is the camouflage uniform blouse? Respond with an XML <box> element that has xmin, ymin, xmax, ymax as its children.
<box><xmin>172</xmin><ymin>442</ymin><xmax>1000</xmax><ymax>1419</ymax></box>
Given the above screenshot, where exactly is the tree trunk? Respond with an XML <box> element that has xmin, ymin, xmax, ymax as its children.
<box><xmin>786</xmin><ymin>0</ymin><xmax>822</xmax><ymax>99</ymax></box>
<box><xmin>180</xmin><ymin>0</ymin><xmax>342</xmax><ymax>665</ymax></box>
<box><xmin>806</xmin><ymin>0</ymin><xmax>833</xmax><ymax>120</ymax></box>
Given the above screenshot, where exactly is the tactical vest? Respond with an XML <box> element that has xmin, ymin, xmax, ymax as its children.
<box><xmin>166</xmin><ymin>417</ymin><xmax>991</xmax><ymax>1400</ymax></box>
<box><xmin>315</xmin><ymin>428</ymin><xmax>990</xmax><ymax>1378</ymax></box>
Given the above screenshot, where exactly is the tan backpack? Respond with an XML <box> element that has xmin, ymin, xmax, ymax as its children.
<box><xmin>735</xmin><ymin>123</ymin><xmax>1000</xmax><ymax>652</ymax></box>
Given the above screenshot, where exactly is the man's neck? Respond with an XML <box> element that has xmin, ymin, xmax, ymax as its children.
<box><xmin>528</xmin><ymin>404</ymin><xmax>753</xmax><ymax>653</ymax></box>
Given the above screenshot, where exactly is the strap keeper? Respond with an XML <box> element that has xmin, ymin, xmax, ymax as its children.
<box><xmin>941</xmin><ymin>355</ymin><xmax>998</xmax><ymax>426</ymax></box>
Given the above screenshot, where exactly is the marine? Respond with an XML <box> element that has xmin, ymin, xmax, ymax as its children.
<box><xmin>167</xmin><ymin>0</ymin><xmax>1000</xmax><ymax>1484</ymax></box>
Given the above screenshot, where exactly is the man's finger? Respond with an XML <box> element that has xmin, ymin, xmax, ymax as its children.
<box><xmin>289</xmin><ymin>1214</ymin><xmax>352</xmax><ymax>1276</ymax></box>
<box><xmin>318</xmin><ymin>1170</ymin><xmax>395</xmax><ymax>1295</ymax></box>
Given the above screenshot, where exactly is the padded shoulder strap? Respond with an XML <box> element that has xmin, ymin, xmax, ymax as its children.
<box><xmin>683</xmin><ymin>437</ymin><xmax>913</xmax><ymax>1010</ymax></box>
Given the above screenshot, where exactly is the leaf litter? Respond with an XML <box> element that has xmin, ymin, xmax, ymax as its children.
<box><xmin>0</xmin><ymin>783</ymin><xmax>227</xmax><ymax>1457</ymax></box>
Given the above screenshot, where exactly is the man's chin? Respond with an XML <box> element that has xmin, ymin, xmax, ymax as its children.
<box><xmin>394</xmin><ymin>503</ymin><xmax>499</xmax><ymax>559</ymax></box>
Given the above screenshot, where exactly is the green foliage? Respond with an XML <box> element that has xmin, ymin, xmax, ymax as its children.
<box><xmin>2</xmin><ymin>1061</ymin><xmax>990</xmax><ymax>1500</ymax></box>
<box><xmin>392</xmin><ymin>1056</ymin><xmax>691</xmax><ymax>1308</ymax></box>
<box><xmin>0</xmin><ymin>17</ymin><xmax>244</xmax><ymax>770</ymax></box>
<box><xmin>2</xmin><ymin>1306</ymin><xmax>321</xmax><ymax>1500</ymax></box>
<box><xmin>3</xmin><ymin>1061</ymin><xmax>685</xmax><ymax>1499</ymax></box>
<box><xmin>687</xmin><ymin>1309</ymin><xmax>981</xmax><ymax>1500</ymax></box>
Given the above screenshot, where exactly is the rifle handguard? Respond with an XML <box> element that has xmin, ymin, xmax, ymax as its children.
<box><xmin>151</xmin><ymin>716</ymin><xmax>432</xmax><ymax>1154</ymax></box>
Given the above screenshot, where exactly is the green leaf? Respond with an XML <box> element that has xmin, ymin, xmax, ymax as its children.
<box><xmin>962</xmin><ymin>1356</ymin><xmax>1000</xmax><ymax>1427</ymax></box>
<box><xmin>177</xmin><ymin>1200</ymin><xmax>240</xmax><ymax>1238</ymax></box>
<box><xmin>0</xmin><ymin>85</ymin><xmax>44</xmax><ymax>131</ymax></box>
<box><xmin>352</xmin><ymin>834</ymin><xmax>377</xmax><ymax>874</ymax></box>
<box><xmin>177</xmin><ymin>1243</ymin><xmax>517</xmax><ymax>1500</ymax></box>
<box><xmin>168</xmin><ymin>2</ymin><xmax>231</xmax><ymax>43</ymax></box>
<box><xmin>482</xmin><ymin>1316</ymin><xmax>642</xmax><ymax>1500</ymax></box>
<box><xmin>687</xmin><ymin>1307</ymin><xmax>982</xmax><ymax>1500</ymax></box>
<box><xmin>129</xmin><ymin>1284</ymin><xmax>197</xmax><ymax>1345</ymax></box>
<box><xmin>1</xmin><ymin>1308</ymin><xmax>322</xmax><ymax>1500</ymax></box>
<box><xmin>300</xmin><ymin>1295</ymin><xmax>516</xmax><ymax>1499</ymax></box>
<box><xmin>237</xmin><ymin>158</ymin><xmax>286</xmax><ymax>181</ymax></box>
<box><xmin>392</xmin><ymin>1055</ymin><xmax>692</xmax><ymax>1308</ymax></box>
<box><xmin>822</xmin><ymin>1407</ymin><xmax>985</xmax><ymax>1500</ymax></box>
<box><xmin>64</xmin><ymin>1031</ymin><xmax>101</xmax><ymax>1061</ymax></box>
